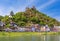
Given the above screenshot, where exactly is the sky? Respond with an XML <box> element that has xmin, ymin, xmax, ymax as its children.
<box><xmin>0</xmin><ymin>0</ymin><xmax>60</xmax><ymax>21</ymax></box>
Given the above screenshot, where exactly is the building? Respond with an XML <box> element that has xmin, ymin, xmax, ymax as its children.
<box><xmin>53</xmin><ymin>26</ymin><xmax>60</xmax><ymax>32</ymax></box>
<box><xmin>0</xmin><ymin>21</ymin><xmax>5</xmax><ymax>31</ymax></box>
<box><xmin>40</xmin><ymin>25</ymin><xmax>50</xmax><ymax>32</ymax></box>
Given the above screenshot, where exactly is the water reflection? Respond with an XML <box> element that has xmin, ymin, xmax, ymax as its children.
<box><xmin>0</xmin><ymin>35</ymin><xmax>60</xmax><ymax>41</ymax></box>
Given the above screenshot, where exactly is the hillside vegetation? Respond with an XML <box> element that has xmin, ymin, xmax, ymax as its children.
<box><xmin>0</xmin><ymin>6</ymin><xmax>60</xmax><ymax>27</ymax></box>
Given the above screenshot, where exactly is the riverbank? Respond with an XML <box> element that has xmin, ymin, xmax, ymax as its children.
<box><xmin>0</xmin><ymin>32</ymin><xmax>60</xmax><ymax>37</ymax></box>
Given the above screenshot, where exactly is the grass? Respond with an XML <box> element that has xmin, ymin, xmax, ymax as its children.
<box><xmin>0</xmin><ymin>32</ymin><xmax>60</xmax><ymax>37</ymax></box>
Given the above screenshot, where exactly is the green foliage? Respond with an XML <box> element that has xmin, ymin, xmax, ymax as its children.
<box><xmin>0</xmin><ymin>16</ymin><xmax>3</xmax><ymax>20</ymax></box>
<box><xmin>30</xmin><ymin>17</ymin><xmax>40</xmax><ymax>23</ymax></box>
<box><xmin>17</xmin><ymin>21</ymin><xmax>26</xmax><ymax>26</ymax></box>
<box><xmin>5</xmin><ymin>24</ymin><xmax>10</xmax><ymax>28</ymax></box>
<box><xmin>2</xmin><ymin>16</ymin><xmax>10</xmax><ymax>24</ymax></box>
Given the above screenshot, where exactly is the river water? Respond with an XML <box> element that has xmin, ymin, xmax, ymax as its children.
<box><xmin>0</xmin><ymin>35</ymin><xmax>60</xmax><ymax>41</ymax></box>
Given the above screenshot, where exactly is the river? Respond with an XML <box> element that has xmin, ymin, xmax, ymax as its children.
<box><xmin>0</xmin><ymin>35</ymin><xmax>60</xmax><ymax>41</ymax></box>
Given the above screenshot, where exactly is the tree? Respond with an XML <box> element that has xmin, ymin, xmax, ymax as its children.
<box><xmin>0</xmin><ymin>16</ymin><xmax>3</xmax><ymax>20</ymax></box>
<box><xmin>30</xmin><ymin>16</ymin><xmax>40</xmax><ymax>23</ymax></box>
<box><xmin>17</xmin><ymin>21</ymin><xmax>26</xmax><ymax>26</ymax></box>
<box><xmin>2</xmin><ymin>16</ymin><xmax>10</xmax><ymax>28</ymax></box>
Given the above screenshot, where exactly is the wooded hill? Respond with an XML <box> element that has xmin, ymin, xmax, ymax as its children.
<box><xmin>0</xmin><ymin>6</ymin><xmax>60</xmax><ymax>27</ymax></box>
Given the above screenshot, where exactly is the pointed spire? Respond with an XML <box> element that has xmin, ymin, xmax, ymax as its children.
<box><xmin>10</xmin><ymin>11</ymin><xmax>14</xmax><ymax>16</ymax></box>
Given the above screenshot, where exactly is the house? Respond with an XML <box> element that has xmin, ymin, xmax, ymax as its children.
<box><xmin>17</xmin><ymin>27</ymin><xmax>26</xmax><ymax>32</ymax></box>
<box><xmin>30</xmin><ymin>24</ymin><xmax>35</xmax><ymax>32</ymax></box>
<box><xmin>45</xmin><ymin>25</ymin><xmax>50</xmax><ymax>32</ymax></box>
<box><xmin>52</xmin><ymin>26</ymin><xmax>60</xmax><ymax>32</ymax></box>
<box><xmin>10</xmin><ymin>20</ymin><xmax>18</xmax><ymax>31</ymax></box>
<box><xmin>40</xmin><ymin>26</ymin><xmax>46</xmax><ymax>32</ymax></box>
<box><xmin>30</xmin><ymin>24</ymin><xmax>40</xmax><ymax>32</ymax></box>
<box><xmin>25</xmin><ymin>26</ymin><xmax>31</xmax><ymax>32</ymax></box>
<box><xmin>34</xmin><ymin>24</ymin><xmax>40</xmax><ymax>32</ymax></box>
<box><xmin>0</xmin><ymin>21</ymin><xmax>5</xmax><ymax>31</ymax></box>
<box><xmin>31</xmin><ymin>27</ymin><xmax>35</xmax><ymax>32</ymax></box>
<box><xmin>5</xmin><ymin>28</ymin><xmax>12</xmax><ymax>32</ymax></box>
<box><xmin>40</xmin><ymin>25</ymin><xmax>50</xmax><ymax>32</ymax></box>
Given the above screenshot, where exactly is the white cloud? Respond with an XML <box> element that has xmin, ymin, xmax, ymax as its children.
<box><xmin>27</xmin><ymin>0</ymin><xmax>35</xmax><ymax>5</ymax></box>
<box><xmin>9</xmin><ymin>0</ymin><xmax>36</xmax><ymax>13</ymax></box>
<box><xmin>38</xmin><ymin>0</ymin><xmax>56</xmax><ymax>10</ymax></box>
<box><xmin>0</xmin><ymin>6</ymin><xmax>6</xmax><ymax>16</ymax></box>
<box><xmin>0</xmin><ymin>0</ymin><xmax>35</xmax><ymax>16</ymax></box>
<box><xmin>53</xmin><ymin>16</ymin><xmax>60</xmax><ymax>21</ymax></box>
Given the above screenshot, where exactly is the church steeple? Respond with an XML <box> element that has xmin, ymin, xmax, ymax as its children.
<box><xmin>10</xmin><ymin>11</ymin><xmax>14</xmax><ymax>17</ymax></box>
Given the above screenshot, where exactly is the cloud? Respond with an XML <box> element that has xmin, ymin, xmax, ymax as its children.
<box><xmin>0</xmin><ymin>6</ymin><xmax>6</xmax><ymax>16</ymax></box>
<box><xmin>9</xmin><ymin>0</ymin><xmax>36</xmax><ymax>13</ymax></box>
<box><xmin>53</xmin><ymin>16</ymin><xmax>60</xmax><ymax>21</ymax></box>
<box><xmin>0</xmin><ymin>0</ymin><xmax>35</xmax><ymax>16</ymax></box>
<box><xmin>38</xmin><ymin>0</ymin><xmax>56</xmax><ymax>10</ymax></box>
<box><xmin>22</xmin><ymin>0</ymin><xmax>35</xmax><ymax>7</ymax></box>
<box><xmin>9</xmin><ymin>0</ymin><xmax>35</xmax><ymax>11</ymax></box>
